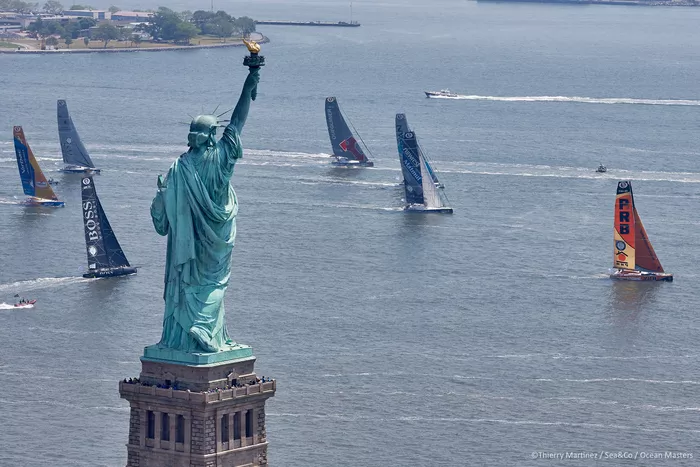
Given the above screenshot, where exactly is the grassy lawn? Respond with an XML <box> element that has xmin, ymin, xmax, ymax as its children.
<box><xmin>0</xmin><ymin>41</ymin><xmax>19</xmax><ymax>48</ymax></box>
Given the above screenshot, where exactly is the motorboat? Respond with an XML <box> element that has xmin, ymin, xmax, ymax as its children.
<box><xmin>425</xmin><ymin>89</ymin><xmax>458</xmax><ymax>98</ymax></box>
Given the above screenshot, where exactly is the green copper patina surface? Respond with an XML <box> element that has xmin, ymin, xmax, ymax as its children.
<box><xmin>148</xmin><ymin>61</ymin><xmax>261</xmax><ymax>363</ymax></box>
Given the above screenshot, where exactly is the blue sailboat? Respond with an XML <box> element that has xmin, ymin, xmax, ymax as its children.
<box><xmin>57</xmin><ymin>100</ymin><xmax>101</xmax><ymax>173</ymax></box>
<box><xmin>325</xmin><ymin>97</ymin><xmax>374</xmax><ymax>167</ymax></box>
<box><xmin>13</xmin><ymin>125</ymin><xmax>65</xmax><ymax>207</ymax></box>
<box><xmin>395</xmin><ymin>113</ymin><xmax>443</xmax><ymax>188</ymax></box>
<box><xmin>80</xmin><ymin>176</ymin><xmax>136</xmax><ymax>278</ymax></box>
<box><xmin>395</xmin><ymin>114</ymin><xmax>452</xmax><ymax>214</ymax></box>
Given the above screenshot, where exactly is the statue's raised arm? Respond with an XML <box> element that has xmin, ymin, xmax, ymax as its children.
<box><xmin>230</xmin><ymin>39</ymin><xmax>265</xmax><ymax>134</ymax></box>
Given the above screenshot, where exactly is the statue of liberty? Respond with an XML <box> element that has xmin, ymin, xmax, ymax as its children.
<box><xmin>150</xmin><ymin>41</ymin><xmax>263</xmax><ymax>354</ymax></box>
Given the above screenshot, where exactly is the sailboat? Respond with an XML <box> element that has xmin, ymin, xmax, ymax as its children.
<box><xmin>611</xmin><ymin>180</ymin><xmax>672</xmax><ymax>281</ymax></box>
<box><xmin>57</xmin><ymin>99</ymin><xmax>100</xmax><ymax>173</ymax></box>
<box><xmin>324</xmin><ymin>97</ymin><xmax>374</xmax><ymax>167</ymax></box>
<box><xmin>395</xmin><ymin>113</ymin><xmax>444</xmax><ymax>188</ymax></box>
<box><xmin>13</xmin><ymin>126</ymin><xmax>65</xmax><ymax>207</ymax></box>
<box><xmin>80</xmin><ymin>176</ymin><xmax>137</xmax><ymax>278</ymax></box>
<box><xmin>396</xmin><ymin>118</ymin><xmax>453</xmax><ymax>214</ymax></box>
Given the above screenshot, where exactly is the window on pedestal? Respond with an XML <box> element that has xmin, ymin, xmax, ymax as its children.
<box><xmin>176</xmin><ymin>415</ymin><xmax>185</xmax><ymax>443</ymax></box>
<box><xmin>245</xmin><ymin>410</ymin><xmax>253</xmax><ymax>438</ymax></box>
<box><xmin>146</xmin><ymin>411</ymin><xmax>155</xmax><ymax>439</ymax></box>
<box><xmin>233</xmin><ymin>412</ymin><xmax>241</xmax><ymax>440</ymax></box>
<box><xmin>221</xmin><ymin>414</ymin><xmax>229</xmax><ymax>443</ymax></box>
<box><xmin>161</xmin><ymin>413</ymin><xmax>170</xmax><ymax>441</ymax></box>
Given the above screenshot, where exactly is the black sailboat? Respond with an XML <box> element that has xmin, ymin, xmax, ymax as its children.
<box><xmin>81</xmin><ymin>176</ymin><xmax>136</xmax><ymax>278</ymax></box>
<box><xmin>325</xmin><ymin>97</ymin><xmax>374</xmax><ymax>167</ymax></box>
<box><xmin>57</xmin><ymin>100</ymin><xmax>100</xmax><ymax>173</ymax></box>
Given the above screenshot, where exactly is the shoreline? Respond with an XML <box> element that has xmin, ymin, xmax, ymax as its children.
<box><xmin>0</xmin><ymin>33</ymin><xmax>268</xmax><ymax>55</ymax></box>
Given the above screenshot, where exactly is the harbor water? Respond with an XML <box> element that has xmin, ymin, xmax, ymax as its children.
<box><xmin>1</xmin><ymin>0</ymin><xmax>699</xmax><ymax>465</ymax></box>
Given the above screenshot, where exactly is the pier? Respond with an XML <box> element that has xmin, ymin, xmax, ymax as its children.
<box><xmin>255</xmin><ymin>20</ymin><xmax>360</xmax><ymax>27</ymax></box>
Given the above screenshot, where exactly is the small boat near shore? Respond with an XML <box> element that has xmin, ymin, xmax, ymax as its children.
<box><xmin>610</xmin><ymin>180</ymin><xmax>672</xmax><ymax>282</ymax></box>
<box><xmin>596</xmin><ymin>163</ymin><xmax>607</xmax><ymax>173</ymax></box>
<box><xmin>425</xmin><ymin>89</ymin><xmax>458</xmax><ymax>98</ymax></box>
<box><xmin>325</xmin><ymin>97</ymin><xmax>374</xmax><ymax>167</ymax></box>
<box><xmin>13</xmin><ymin>126</ymin><xmax>65</xmax><ymax>207</ymax></box>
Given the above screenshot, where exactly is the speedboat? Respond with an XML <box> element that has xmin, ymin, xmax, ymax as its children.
<box><xmin>425</xmin><ymin>89</ymin><xmax>458</xmax><ymax>98</ymax></box>
<box><xmin>14</xmin><ymin>299</ymin><xmax>36</xmax><ymax>308</ymax></box>
<box><xmin>596</xmin><ymin>164</ymin><xmax>607</xmax><ymax>173</ymax></box>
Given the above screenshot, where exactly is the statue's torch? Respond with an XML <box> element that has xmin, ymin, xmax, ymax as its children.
<box><xmin>242</xmin><ymin>39</ymin><xmax>264</xmax><ymax>101</ymax></box>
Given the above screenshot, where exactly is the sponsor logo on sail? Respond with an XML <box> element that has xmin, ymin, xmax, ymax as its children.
<box><xmin>83</xmin><ymin>200</ymin><xmax>100</xmax><ymax>241</ymax></box>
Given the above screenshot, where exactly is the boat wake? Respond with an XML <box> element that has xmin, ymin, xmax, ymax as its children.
<box><xmin>0</xmin><ymin>302</ymin><xmax>33</xmax><ymax>309</ymax></box>
<box><xmin>0</xmin><ymin>276</ymin><xmax>92</xmax><ymax>293</ymax></box>
<box><xmin>431</xmin><ymin>94</ymin><xmax>700</xmax><ymax>106</ymax></box>
<box><xmin>438</xmin><ymin>161</ymin><xmax>700</xmax><ymax>184</ymax></box>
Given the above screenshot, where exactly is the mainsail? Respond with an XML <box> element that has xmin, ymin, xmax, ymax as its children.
<box><xmin>397</xmin><ymin>130</ymin><xmax>424</xmax><ymax>205</ymax></box>
<box><xmin>613</xmin><ymin>181</ymin><xmax>664</xmax><ymax>273</ymax></box>
<box><xmin>395</xmin><ymin>113</ymin><xmax>441</xmax><ymax>186</ymax></box>
<box><xmin>325</xmin><ymin>97</ymin><xmax>369</xmax><ymax>162</ymax></box>
<box><xmin>57</xmin><ymin>99</ymin><xmax>96</xmax><ymax>169</ymax></box>
<box><xmin>13</xmin><ymin>126</ymin><xmax>60</xmax><ymax>201</ymax></box>
<box><xmin>81</xmin><ymin>176</ymin><xmax>131</xmax><ymax>271</ymax></box>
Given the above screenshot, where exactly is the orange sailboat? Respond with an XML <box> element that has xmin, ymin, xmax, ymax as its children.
<box><xmin>13</xmin><ymin>126</ymin><xmax>64</xmax><ymax>207</ymax></box>
<box><xmin>611</xmin><ymin>181</ymin><xmax>672</xmax><ymax>282</ymax></box>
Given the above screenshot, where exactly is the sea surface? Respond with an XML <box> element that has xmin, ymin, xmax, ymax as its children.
<box><xmin>1</xmin><ymin>0</ymin><xmax>700</xmax><ymax>465</ymax></box>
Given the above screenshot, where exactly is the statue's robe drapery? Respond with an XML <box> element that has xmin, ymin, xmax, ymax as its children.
<box><xmin>150</xmin><ymin>125</ymin><xmax>242</xmax><ymax>353</ymax></box>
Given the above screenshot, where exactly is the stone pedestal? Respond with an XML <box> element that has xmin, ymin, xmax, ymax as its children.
<box><xmin>120</xmin><ymin>352</ymin><xmax>275</xmax><ymax>467</ymax></box>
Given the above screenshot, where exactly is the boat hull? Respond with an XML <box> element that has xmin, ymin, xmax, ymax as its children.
<box><xmin>61</xmin><ymin>165</ymin><xmax>101</xmax><ymax>174</ymax></box>
<box><xmin>610</xmin><ymin>271</ymin><xmax>673</xmax><ymax>282</ymax></box>
<box><xmin>83</xmin><ymin>267</ymin><xmax>137</xmax><ymax>278</ymax></box>
<box><xmin>405</xmin><ymin>205</ymin><xmax>454</xmax><ymax>214</ymax></box>
<box><xmin>425</xmin><ymin>91</ymin><xmax>457</xmax><ymax>98</ymax></box>
<box><xmin>25</xmin><ymin>197</ymin><xmax>64</xmax><ymax>207</ymax></box>
<box><xmin>331</xmin><ymin>160</ymin><xmax>374</xmax><ymax>167</ymax></box>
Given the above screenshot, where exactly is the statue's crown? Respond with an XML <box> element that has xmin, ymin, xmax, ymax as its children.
<box><xmin>189</xmin><ymin>115</ymin><xmax>219</xmax><ymax>133</ymax></box>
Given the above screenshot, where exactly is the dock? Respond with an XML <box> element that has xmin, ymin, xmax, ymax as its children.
<box><xmin>255</xmin><ymin>20</ymin><xmax>360</xmax><ymax>27</ymax></box>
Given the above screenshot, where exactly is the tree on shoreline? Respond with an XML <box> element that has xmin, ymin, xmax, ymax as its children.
<box><xmin>93</xmin><ymin>22</ymin><xmax>118</xmax><ymax>48</ymax></box>
<box><xmin>83</xmin><ymin>36</ymin><xmax>89</xmax><ymax>47</ymax></box>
